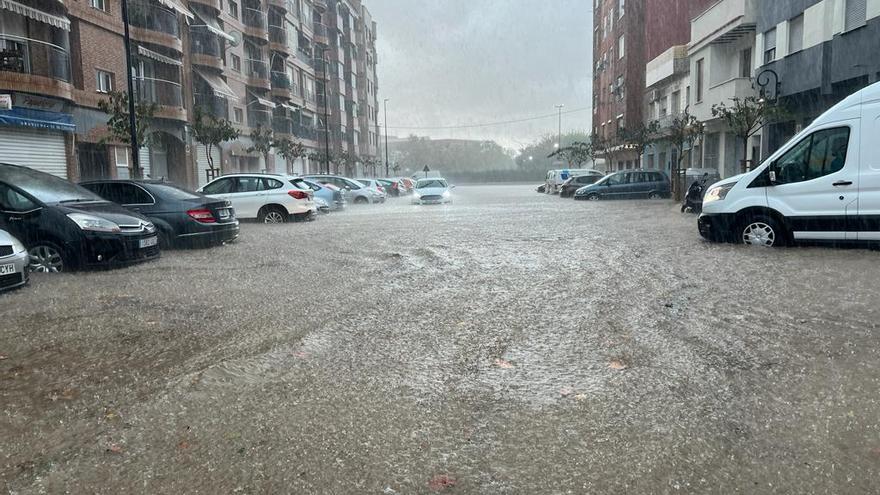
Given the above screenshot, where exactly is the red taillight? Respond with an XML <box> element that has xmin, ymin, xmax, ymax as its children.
<box><xmin>187</xmin><ymin>208</ymin><xmax>216</xmax><ymax>223</ymax></box>
<box><xmin>288</xmin><ymin>190</ymin><xmax>309</xmax><ymax>200</ymax></box>
<box><xmin>377</xmin><ymin>186</ymin><xmax>385</xmax><ymax>193</ymax></box>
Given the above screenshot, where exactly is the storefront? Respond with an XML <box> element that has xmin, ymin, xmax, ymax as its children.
<box><xmin>0</xmin><ymin>93</ymin><xmax>74</xmax><ymax>178</ymax></box>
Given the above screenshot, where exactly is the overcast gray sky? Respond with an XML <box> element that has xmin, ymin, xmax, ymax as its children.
<box><xmin>368</xmin><ymin>0</ymin><xmax>593</xmax><ymax>151</ymax></box>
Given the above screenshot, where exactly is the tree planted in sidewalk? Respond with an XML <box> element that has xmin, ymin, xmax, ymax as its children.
<box><xmin>711</xmin><ymin>96</ymin><xmax>786</xmax><ymax>173</ymax></box>
<box><xmin>619</xmin><ymin>120</ymin><xmax>661</xmax><ymax>167</ymax></box>
<box><xmin>667</xmin><ymin>108</ymin><xmax>705</xmax><ymax>200</ymax></box>
<box><xmin>191</xmin><ymin>106</ymin><xmax>239</xmax><ymax>175</ymax></box>
<box><xmin>247</xmin><ymin>125</ymin><xmax>274</xmax><ymax>171</ymax></box>
<box><xmin>308</xmin><ymin>150</ymin><xmax>335</xmax><ymax>174</ymax></box>
<box><xmin>338</xmin><ymin>149</ymin><xmax>358</xmax><ymax>176</ymax></box>
<box><xmin>273</xmin><ymin>136</ymin><xmax>306</xmax><ymax>174</ymax></box>
<box><xmin>98</xmin><ymin>90</ymin><xmax>158</xmax><ymax>177</ymax></box>
<box><xmin>548</xmin><ymin>141</ymin><xmax>596</xmax><ymax>168</ymax></box>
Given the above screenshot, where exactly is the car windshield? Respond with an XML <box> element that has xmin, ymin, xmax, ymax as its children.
<box><xmin>416</xmin><ymin>179</ymin><xmax>448</xmax><ymax>189</ymax></box>
<box><xmin>0</xmin><ymin>165</ymin><xmax>104</xmax><ymax>204</ymax></box>
<box><xmin>147</xmin><ymin>183</ymin><xmax>201</xmax><ymax>200</ymax></box>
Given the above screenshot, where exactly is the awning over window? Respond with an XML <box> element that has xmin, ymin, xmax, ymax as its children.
<box><xmin>0</xmin><ymin>0</ymin><xmax>70</xmax><ymax>31</ymax></box>
<box><xmin>137</xmin><ymin>45</ymin><xmax>182</xmax><ymax>66</ymax></box>
<box><xmin>0</xmin><ymin>107</ymin><xmax>75</xmax><ymax>131</ymax></box>
<box><xmin>254</xmin><ymin>97</ymin><xmax>276</xmax><ymax>109</ymax></box>
<box><xmin>193</xmin><ymin>68</ymin><xmax>237</xmax><ymax>99</ymax></box>
<box><xmin>191</xmin><ymin>11</ymin><xmax>236</xmax><ymax>43</ymax></box>
<box><xmin>156</xmin><ymin>0</ymin><xmax>193</xmax><ymax>20</ymax></box>
<box><xmin>281</xmin><ymin>103</ymin><xmax>298</xmax><ymax>112</ymax></box>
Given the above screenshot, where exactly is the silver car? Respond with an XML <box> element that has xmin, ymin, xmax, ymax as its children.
<box><xmin>303</xmin><ymin>175</ymin><xmax>379</xmax><ymax>204</ymax></box>
<box><xmin>0</xmin><ymin>229</ymin><xmax>29</xmax><ymax>291</ymax></box>
<box><xmin>355</xmin><ymin>179</ymin><xmax>388</xmax><ymax>203</ymax></box>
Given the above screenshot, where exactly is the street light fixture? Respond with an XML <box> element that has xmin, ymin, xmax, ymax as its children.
<box><xmin>555</xmin><ymin>104</ymin><xmax>564</xmax><ymax>150</ymax></box>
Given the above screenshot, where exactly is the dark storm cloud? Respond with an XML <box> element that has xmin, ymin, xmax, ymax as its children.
<box><xmin>369</xmin><ymin>0</ymin><xmax>592</xmax><ymax>150</ymax></box>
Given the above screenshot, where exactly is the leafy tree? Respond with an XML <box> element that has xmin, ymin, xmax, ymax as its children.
<box><xmin>308</xmin><ymin>150</ymin><xmax>335</xmax><ymax>174</ymax></box>
<box><xmin>712</xmin><ymin>96</ymin><xmax>786</xmax><ymax>173</ymax></box>
<box><xmin>247</xmin><ymin>125</ymin><xmax>274</xmax><ymax>171</ymax></box>
<box><xmin>619</xmin><ymin>120</ymin><xmax>661</xmax><ymax>165</ymax></box>
<box><xmin>273</xmin><ymin>137</ymin><xmax>306</xmax><ymax>174</ymax></box>
<box><xmin>548</xmin><ymin>141</ymin><xmax>595</xmax><ymax>167</ymax></box>
<box><xmin>515</xmin><ymin>131</ymin><xmax>591</xmax><ymax>171</ymax></box>
<box><xmin>191</xmin><ymin>106</ymin><xmax>239</xmax><ymax>175</ymax></box>
<box><xmin>338</xmin><ymin>149</ymin><xmax>358</xmax><ymax>177</ymax></box>
<box><xmin>97</xmin><ymin>90</ymin><xmax>157</xmax><ymax>178</ymax></box>
<box><xmin>667</xmin><ymin>108</ymin><xmax>704</xmax><ymax>200</ymax></box>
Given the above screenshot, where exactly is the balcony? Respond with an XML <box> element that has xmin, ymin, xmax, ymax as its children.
<box><xmin>134</xmin><ymin>77</ymin><xmax>186</xmax><ymax>120</ymax></box>
<box><xmin>293</xmin><ymin>122</ymin><xmax>318</xmax><ymax>141</ymax></box>
<box><xmin>247</xmin><ymin>107</ymin><xmax>271</xmax><ymax>128</ymax></box>
<box><xmin>129</xmin><ymin>0</ymin><xmax>182</xmax><ymax>49</ymax></box>
<box><xmin>0</xmin><ymin>34</ymin><xmax>73</xmax><ymax>101</ymax></box>
<box><xmin>194</xmin><ymin>92</ymin><xmax>229</xmax><ymax>120</ymax></box>
<box><xmin>272</xmin><ymin>113</ymin><xmax>292</xmax><ymax>135</ymax></box>
<box><xmin>692</xmin><ymin>77</ymin><xmax>756</xmax><ymax>122</ymax></box>
<box><xmin>242</xmin><ymin>7</ymin><xmax>269</xmax><ymax>42</ymax></box>
<box><xmin>189</xmin><ymin>0</ymin><xmax>222</xmax><ymax>11</ymax></box>
<box><xmin>267</xmin><ymin>0</ymin><xmax>287</xmax><ymax>10</ymax></box>
<box><xmin>313</xmin><ymin>23</ymin><xmax>329</xmax><ymax>43</ymax></box>
<box><xmin>245</xmin><ymin>58</ymin><xmax>270</xmax><ymax>89</ymax></box>
<box><xmin>190</xmin><ymin>29</ymin><xmax>223</xmax><ymax>69</ymax></box>
<box><xmin>268</xmin><ymin>25</ymin><xmax>289</xmax><ymax>54</ymax></box>
<box><xmin>690</xmin><ymin>0</ymin><xmax>756</xmax><ymax>52</ymax></box>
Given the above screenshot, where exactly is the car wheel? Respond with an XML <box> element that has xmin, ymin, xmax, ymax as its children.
<box><xmin>259</xmin><ymin>206</ymin><xmax>288</xmax><ymax>224</ymax></box>
<box><xmin>648</xmin><ymin>192</ymin><xmax>662</xmax><ymax>200</ymax></box>
<box><xmin>354</xmin><ymin>196</ymin><xmax>369</xmax><ymax>204</ymax></box>
<box><xmin>586</xmin><ymin>193</ymin><xmax>601</xmax><ymax>201</ymax></box>
<box><xmin>28</xmin><ymin>242</ymin><xmax>66</xmax><ymax>273</ymax></box>
<box><xmin>739</xmin><ymin>215</ymin><xmax>787</xmax><ymax>247</ymax></box>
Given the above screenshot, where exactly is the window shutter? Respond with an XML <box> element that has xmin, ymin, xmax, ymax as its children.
<box><xmin>845</xmin><ymin>0</ymin><xmax>867</xmax><ymax>31</ymax></box>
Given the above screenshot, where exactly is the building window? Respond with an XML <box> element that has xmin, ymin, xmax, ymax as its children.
<box><xmin>740</xmin><ymin>48</ymin><xmax>752</xmax><ymax>78</ymax></box>
<box><xmin>763</xmin><ymin>28</ymin><xmax>777</xmax><ymax>64</ymax></box>
<box><xmin>695</xmin><ymin>59</ymin><xmax>704</xmax><ymax>103</ymax></box>
<box><xmin>90</xmin><ymin>0</ymin><xmax>107</xmax><ymax>11</ymax></box>
<box><xmin>788</xmin><ymin>15</ymin><xmax>804</xmax><ymax>54</ymax></box>
<box><xmin>617</xmin><ymin>34</ymin><xmax>625</xmax><ymax>59</ymax></box>
<box><xmin>229</xmin><ymin>0</ymin><xmax>239</xmax><ymax>18</ymax></box>
<box><xmin>619</xmin><ymin>0</ymin><xmax>624</xmax><ymax>17</ymax></box>
<box><xmin>96</xmin><ymin>70</ymin><xmax>113</xmax><ymax>93</ymax></box>
<box><xmin>845</xmin><ymin>0</ymin><xmax>867</xmax><ymax>31</ymax></box>
<box><xmin>671</xmin><ymin>90</ymin><xmax>680</xmax><ymax>115</ymax></box>
<box><xmin>231</xmin><ymin>54</ymin><xmax>241</xmax><ymax>72</ymax></box>
<box><xmin>233</xmin><ymin>107</ymin><xmax>243</xmax><ymax>123</ymax></box>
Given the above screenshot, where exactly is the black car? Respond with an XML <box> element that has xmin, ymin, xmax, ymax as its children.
<box><xmin>80</xmin><ymin>180</ymin><xmax>239</xmax><ymax>248</ymax></box>
<box><xmin>0</xmin><ymin>163</ymin><xmax>160</xmax><ymax>272</ymax></box>
<box><xmin>559</xmin><ymin>174</ymin><xmax>603</xmax><ymax>198</ymax></box>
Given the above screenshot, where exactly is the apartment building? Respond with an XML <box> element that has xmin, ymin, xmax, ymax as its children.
<box><xmin>0</xmin><ymin>0</ymin><xmax>380</xmax><ymax>188</ymax></box>
<box><xmin>592</xmin><ymin>0</ymin><xmax>646</xmax><ymax>171</ymax></box>
<box><xmin>755</xmin><ymin>0</ymin><xmax>880</xmax><ymax>156</ymax></box>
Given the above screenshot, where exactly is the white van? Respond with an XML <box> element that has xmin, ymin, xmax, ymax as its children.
<box><xmin>545</xmin><ymin>168</ymin><xmax>604</xmax><ymax>194</ymax></box>
<box><xmin>699</xmin><ymin>81</ymin><xmax>880</xmax><ymax>247</ymax></box>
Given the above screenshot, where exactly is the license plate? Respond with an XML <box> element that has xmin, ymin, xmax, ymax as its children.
<box><xmin>139</xmin><ymin>236</ymin><xmax>158</xmax><ymax>249</ymax></box>
<box><xmin>217</xmin><ymin>208</ymin><xmax>231</xmax><ymax>219</ymax></box>
<box><xmin>0</xmin><ymin>264</ymin><xmax>15</xmax><ymax>275</ymax></box>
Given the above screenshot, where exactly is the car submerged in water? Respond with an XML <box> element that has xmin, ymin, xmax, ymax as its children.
<box><xmin>412</xmin><ymin>178</ymin><xmax>454</xmax><ymax>205</ymax></box>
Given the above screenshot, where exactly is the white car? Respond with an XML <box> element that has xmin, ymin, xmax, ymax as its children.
<box><xmin>0</xmin><ymin>229</ymin><xmax>29</xmax><ymax>291</ymax></box>
<box><xmin>412</xmin><ymin>178</ymin><xmax>454</xmax><ymax>205</ymax></box>
<box><xmin>303</xmin><ymin>175</ymin><xmax>378</xmax><ymax>204</ymax></box>
<box><xmin>198</xmin><ymin>174</ymin><xmax>314</xmax><ymax>223</ymax></box>
<box><xmin>355</xmin><ymin>179</ymin><xmax>388</xmax><ymax>203</ymax></box>
<box><xmin>699</xmin><ymin>80</ymin><xmax>879</xmax><ymax>247</ymax></box>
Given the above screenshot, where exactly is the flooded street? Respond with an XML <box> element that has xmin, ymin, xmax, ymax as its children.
<box><xmin>3</xmin><ymin>184</ymin><xmax>880</xmax><ymax>493</ymax></box>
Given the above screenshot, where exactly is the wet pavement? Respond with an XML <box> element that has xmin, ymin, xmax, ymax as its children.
<box><xmin>3</xmin><ymin>184</ymin><xmax>880</xmax><ymax>493</ymax></box>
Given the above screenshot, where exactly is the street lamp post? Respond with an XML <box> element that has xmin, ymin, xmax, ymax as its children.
<box><xmin>120</xmin><ymin>0</ymin><xmax>140</xmax><ymax>177</ymax></box>
<box><xmin>319</xmin><ymin>47</ymin><xmax>331</xmax><ymax>174</ymax></box>
<box><xmin>383</xmin><ymin>98</ymin><xmax>389</xmax><ymax>177</ymax></box>
<box><xmin>555</xmin><ymin>104</ymin><xmax>564</xmax><ymax>150</ymax></box>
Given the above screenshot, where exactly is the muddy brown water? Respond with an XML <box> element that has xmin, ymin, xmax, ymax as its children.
<box><xmin>2</xmin><ymin>185</ymin><xmax>880</xmax><ymax>493</ymax></box>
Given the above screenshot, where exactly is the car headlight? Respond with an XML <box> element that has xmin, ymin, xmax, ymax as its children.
<box><xmin>10</xmin><ymin>236</ymin><xmax>26</xmax><ymax>254</ymax></box>
<box><xmin>442</xmin><ymin>191</ymin><xmax>450</xmax><ymax>197</ymax></box>
<box><xmin>704</xmin><ymin>183</ymin><xmax>736</xmax><ymax>204</ymax></box>
<box><xmin>574</xmin><ymin>186</ymin><xmax>589</xmax><ymax>195</ymax></box>
<box><xmin>67</xmin><ymin>213</ymin><xmax>121</xmax><ymax>233</ymax></box>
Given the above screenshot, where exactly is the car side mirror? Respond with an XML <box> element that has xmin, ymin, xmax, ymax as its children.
<box><xmin>450</xmin><ymin>185</ymin><xmax>456</xmax><ymax>189</ymax></box>
<box><xmin>768</xmin><ymin>169</ymin><xmax>778</xmax><ymax>185</ymax></box>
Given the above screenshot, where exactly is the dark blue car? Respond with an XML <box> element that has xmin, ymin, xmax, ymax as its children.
<box><xmin>574</xmin><ymin>170</ymin><xmax>671</xmax><ymax>201</ymax></box>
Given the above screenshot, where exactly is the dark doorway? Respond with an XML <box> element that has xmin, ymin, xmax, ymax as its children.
<box><xmin>78</xmin><ymin>143</ymin><xmax>111</xmax><ymax>180</ymax></box>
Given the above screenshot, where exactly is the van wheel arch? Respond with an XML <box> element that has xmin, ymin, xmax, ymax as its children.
<box><xmin>734</xmin><ymin>207</ymin><xmax>791</xmax><ymax>247</ymax></box>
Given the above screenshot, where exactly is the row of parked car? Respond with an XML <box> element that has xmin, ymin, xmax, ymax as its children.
<box><xmin>0</xmin><ymin>162</ymin><xmax>423</xmax><ymax>292</ymax></box>
<box><xmin>540</xmin><ymin>168</ymin><xmax>672</xmax><ymax>201</ymax></box>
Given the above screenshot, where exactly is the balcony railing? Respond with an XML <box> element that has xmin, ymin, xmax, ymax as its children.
<box><xmin>129</xmin><ymin>0</ymin><xmax>180</xmax><ymax>38</ymax></box>
<box><xmin>297</xmin><ymin>47</ymin><xmax>312</xmax><ymax>62</ymax></box>
<box><xmin>313</xmin><ymin>23</ymin><xmax>328</xmax><ymax>38</ymax></box>
<box><xmin>242</xmin><ymin>7</ymin><xmax>267</xmax><ymax>30</ymax></box>
<box><xmin>272</xmin><ymin>114</ymin><xmax>292</xmax><ymax>134</ymax></box>
<box><xmin>293</xmin><ymin>122</ymin><xmax>318</xmax><ymax>140</ymax></box>
<box><xmin>194</xmin><ymin>93</ymin><xmax>229</xmax><ymax>120</ymax></box>
<box><xmin>269</xmin><ymin>25</ymin><xmax>287</xmax><ymax>45</ymax></box>
<box><xmin>270</xmin><ymin>70</ymin><xmax>290</xmax><ymax>88</ymax></box>
<box><xmin>246</xmin><ymin>58</ymin><xmax>268</xmax><ymax>79</ymax></box>
<box><xmin>248</xmin><ymin>107</ymin><xmax>272</xmax><ymax>127</ymax></box>
<box><xmin>190</xmin><ymin>29</ymin><xmax>222</xmax><ymax>57</ymax></box>
<box><xmin>0</xmin><ymin>35</ymin><xmax>71</xmax><ymax>82</ymax></box>
<box><xmin>134</xmin><ymin>77</ymin><xmax>182</xmax><ymax>107</ymax></box>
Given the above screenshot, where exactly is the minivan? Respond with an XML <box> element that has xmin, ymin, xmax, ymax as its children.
<box><xmin>573</xmin><ymin>170</ymin><xmax>671</xmax><ymax>201</ymax></box>
<box><xmin>699</xmin><ymin>81</ymin><xmax>880</xmax><ymax>247</ymax></box>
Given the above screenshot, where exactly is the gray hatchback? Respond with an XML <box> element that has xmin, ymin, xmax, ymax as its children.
<box><xmin>574</xmin><ymin>170</ymin><xmax>670</xmax><ymax>201</ymax></box>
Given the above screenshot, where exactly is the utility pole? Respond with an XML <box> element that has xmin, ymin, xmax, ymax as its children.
<box><xmin>320</xmin><ymin>47</ymin><xmax>331</xmax><ymax>175</ymax></box>
<box><xmin>384</xmin><ymin>98</ymin><xmax>389</xmax><ymax>177</ymax></box>
<box><xmin>120</xmin><ymin>0</ymin><xmax>140</xmax><ymax>178</ymax></box>
<box><xmin>555</xmin><ymin>104</ymin><xmax>564</xmax><ymax>151</ymax></box>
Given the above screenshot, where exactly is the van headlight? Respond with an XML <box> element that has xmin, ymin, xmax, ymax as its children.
<box><xmin>704</xmin><ymin>183</ymin><xmax>736</xmax><ymax>204</ymax></box>
<box><xmin>442</xmin><ymin>191</ymin><xmax>451</xmax><ymax>198</ymax></box>
<box><xmin>67</xmin><ymin>213</ymin><xmax>121</xmax><ymax>233</ymax></box>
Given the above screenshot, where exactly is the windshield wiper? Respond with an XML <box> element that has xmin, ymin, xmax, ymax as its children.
<box><xmin>59</xmin><ymin>198</ymin><xmax>100</xmax><ymax>204</ymax></box>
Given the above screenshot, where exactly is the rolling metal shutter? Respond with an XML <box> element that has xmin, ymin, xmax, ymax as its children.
<box><xmin>0</xmin><ymin>126</ymin><xmax>67</xmax><ymax>178</ymax></box>
<box><xmin>845</xmin><ymin>0</ymin><xmax>867</xmax><ymax>31</ymax></box>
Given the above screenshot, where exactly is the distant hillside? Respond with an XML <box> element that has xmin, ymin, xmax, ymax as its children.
<box><xmin>386</xmin><ymin>136</ymin><xmax>516</xmax><ymax>174</ymax></box>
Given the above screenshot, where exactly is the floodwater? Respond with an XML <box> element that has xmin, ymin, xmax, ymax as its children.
<box><xmin>3</xmin><ymin>185</ymin><xmax>880</xmax><ymax>493</ymax></box>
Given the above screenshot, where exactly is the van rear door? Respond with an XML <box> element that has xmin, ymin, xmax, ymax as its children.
<box><xmin>764</xmin><ymin>124</ymin><xmax>859</xmax><ymax>241</ymax></box>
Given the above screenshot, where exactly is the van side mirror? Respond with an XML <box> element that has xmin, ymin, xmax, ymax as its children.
<box><xmin>768</xmin><ymin>169</ymin><xmax>778</xmax><ymax>185</ymax></box>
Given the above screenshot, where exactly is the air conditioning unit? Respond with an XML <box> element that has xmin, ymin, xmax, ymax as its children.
<box><xmin>650</xmin><ymin>89</ymin><xmax>661</xmax><ymax>102</ymax></box>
